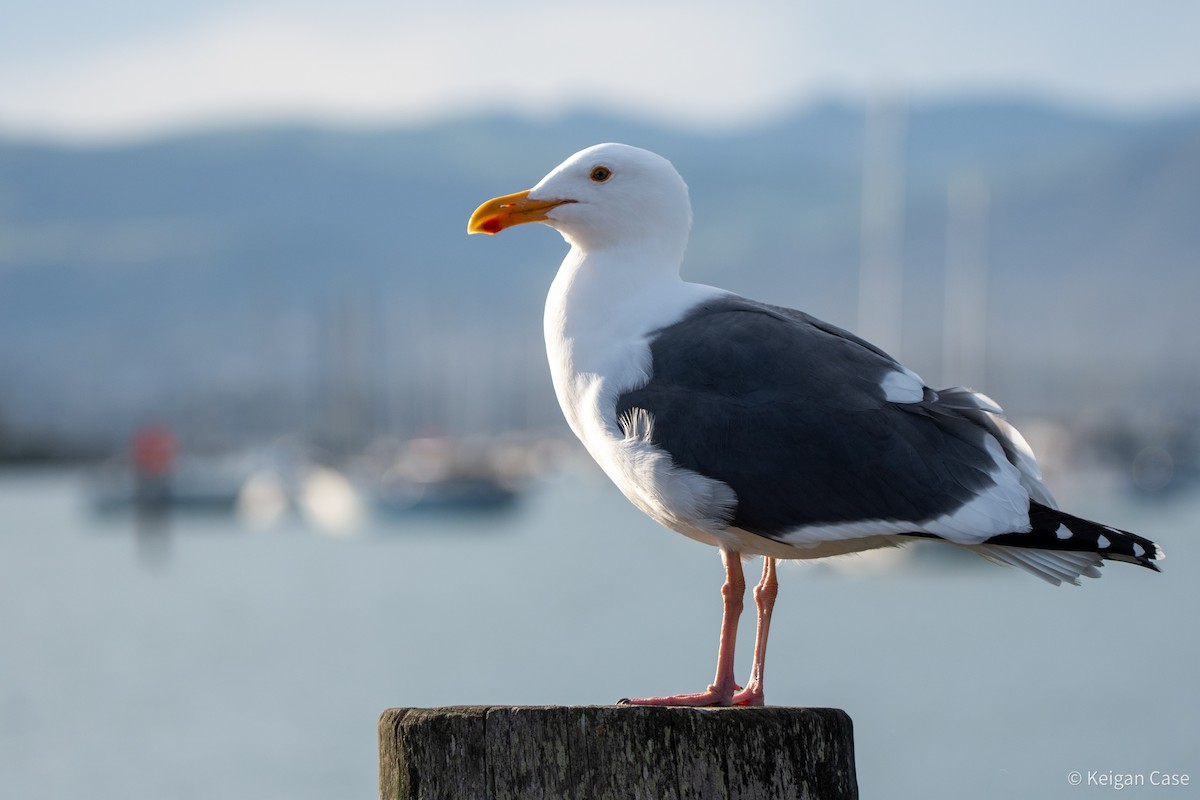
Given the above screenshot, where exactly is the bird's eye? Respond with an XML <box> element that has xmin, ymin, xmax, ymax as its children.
<box><xmin>590</xmin><ymin>166</ymin><xmax>612</xmax><ymax>183</ymax></box>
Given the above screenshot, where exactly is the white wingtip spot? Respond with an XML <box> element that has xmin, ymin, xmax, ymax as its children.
<box><xmin>1133</xmin><ymin>543</ymin><xmax>1145</xmax><ymax>558</ymax></box>
<box><xmin>880</xmin><ymin>368</ymin><xmax>925</xmax><ymax>404</ymax></box>
<box><xmin>1056</xmin><ymin>524</ymin><xmax>1072</xmax><ymax>540</ymax></box>
<box><xmin>1096</xmin><ymin>534</ymin><xmax>1111</xmax><ymax>549</ymax></box>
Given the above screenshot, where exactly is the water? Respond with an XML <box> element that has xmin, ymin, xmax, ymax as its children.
<box><xmin>1</xmin><ymin>468</ymin><xmax>1196</xmax><ymax>799</ymax></box>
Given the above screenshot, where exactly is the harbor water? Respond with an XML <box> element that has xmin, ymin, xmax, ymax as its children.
<box><xmin>1</xmin><ymin>468</ymin><xmax>1195</xmax><ymax>799</ymax></box>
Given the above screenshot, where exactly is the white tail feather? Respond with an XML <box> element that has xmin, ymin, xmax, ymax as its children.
<box><xmin>969</xmin><ymin>543</ymin><xmax>1104</xmax><ymax>586</ymax></box>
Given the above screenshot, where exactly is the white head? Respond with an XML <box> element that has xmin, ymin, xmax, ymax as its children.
<box><xmin>468</xmin><ymin>143</ymin><xmax>692</xmax><ymax>259</ymax></box>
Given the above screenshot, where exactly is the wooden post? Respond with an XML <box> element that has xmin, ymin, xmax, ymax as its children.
<box><xmin>379</xmin><ymin>705</ymin><xmax>857</xmax><ymax>800</ymax></box>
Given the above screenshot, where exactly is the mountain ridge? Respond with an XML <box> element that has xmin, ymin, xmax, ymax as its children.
<box><xmin>1</xmin><ymin>96</ymin><xmax>1197</xmax><ymax>448</ymax></box>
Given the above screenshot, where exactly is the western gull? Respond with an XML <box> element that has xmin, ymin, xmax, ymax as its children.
<box><xmin>467</xmin><ymin>143</ymin><xmax>1164</xmax><ymax>707</ymax></box>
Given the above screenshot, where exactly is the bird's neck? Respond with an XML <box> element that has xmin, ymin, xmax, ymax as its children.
<box><xmin>543</xmin><ymin>244</ymin><xmax>724</xmax><ymax>438</ymax></box>
<box><xmin>545</xmin><ymin>244</ymin><xmax>684</xmax><ymax>358</ymax></box>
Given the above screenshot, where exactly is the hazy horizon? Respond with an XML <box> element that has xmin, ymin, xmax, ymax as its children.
<box><xmin>2</xmin><ymin>0</ymin><xmax>1198</xmax><ymax>143</ymax></box>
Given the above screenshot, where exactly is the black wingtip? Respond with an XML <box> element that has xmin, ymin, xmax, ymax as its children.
<box><xmin>1108</xmin><ymin>546</ymin><xmax>1164</xmax><ymax>573</ymax></box>
<box><xmin>984</xmin><ymin>502</ymin><xmax>1164</xmax><ymax>574</ymax></box>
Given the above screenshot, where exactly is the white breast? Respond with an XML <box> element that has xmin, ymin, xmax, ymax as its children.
<box><xmin>543</xmin><ymin>246</ymin><xmax>739</xmax><ymax>546</ymax></box>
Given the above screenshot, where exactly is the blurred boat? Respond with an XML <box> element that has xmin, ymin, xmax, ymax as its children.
<box><xmin>89</xmin><ymin>439</ymin><xmax>364</xmax><ymax>534</ymax></box>
<box><xmin>89</xmin><ymin>453</ymin><xmax>250</xmax><ymax>514</ymax></box>
<box><xmin>373</xmin><ymin>474</ymin><xmax>519</xmax><ymax>514</ymax></box>
<box><xmin>359</xmin><ymin>436</ymin><xmax>528</xmax><ymax>516</ymax></box>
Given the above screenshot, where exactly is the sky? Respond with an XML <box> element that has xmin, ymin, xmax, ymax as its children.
<box><xmin>1</xmin><ymin>0</ymin><xmax>1198</xmax><ymax>142</ymax></box>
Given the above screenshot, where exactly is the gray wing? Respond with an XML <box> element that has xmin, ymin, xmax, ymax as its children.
<box><xmin>615</xmin><ymin>296</ymin><xmax>1007</xmax><ymax>540</ymax></box>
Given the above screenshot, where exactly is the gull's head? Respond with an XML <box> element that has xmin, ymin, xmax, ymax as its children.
<box><xmin>468</xmin><ymin>143</ymin><xmax>692</xmax><ymax>255</ymax></box>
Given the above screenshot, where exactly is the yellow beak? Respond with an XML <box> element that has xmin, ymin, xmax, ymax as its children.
<box><xmin>467</xmin><ymin>190</ymin><xmax>575</xmax><ymax>235</ymax></box>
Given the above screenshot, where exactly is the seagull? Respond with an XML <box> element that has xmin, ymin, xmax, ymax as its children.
<box><xmin>468</xmin><ymin>143</ymin><xmax>1163</xmax><ymax>707</ymax></box>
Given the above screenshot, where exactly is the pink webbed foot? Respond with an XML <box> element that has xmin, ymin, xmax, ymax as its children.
<box><xmin>618</xmin><ymin>678</ymin><xmax>764</xmax><ymax>707</ymax></box>
<box><xmin>618</xmin><ymin>683</ymin><xmax>741</xmax><ymax>707</ymax></box>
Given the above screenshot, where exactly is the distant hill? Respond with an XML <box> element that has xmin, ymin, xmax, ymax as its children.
<box><xmin>1</xmin><ymin>98</ymin><xmax>1197</xmax><ymax>450</ymax></box>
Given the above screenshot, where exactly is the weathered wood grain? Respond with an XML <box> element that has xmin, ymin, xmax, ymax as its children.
<box><xmin>379</xmin><ymin>706</ymin><xmax>857</xmax><ymax>800</ymax></box>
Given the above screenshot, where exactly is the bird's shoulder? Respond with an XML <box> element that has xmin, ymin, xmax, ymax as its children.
<box><xmin>632</xmin><ymin>295</ymin><xmax>906</xmax><ymax>402</ymax></box>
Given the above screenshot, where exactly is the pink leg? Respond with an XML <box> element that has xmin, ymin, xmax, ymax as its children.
<box><xmin>732</xmin><ymin>556</ymin><xmax>778</xmax><ymax>706</ymax></box>
<box><xmin>620</xmin><ymin>549</ymin><xmax>745</xmax><ymax>706</ymax></box>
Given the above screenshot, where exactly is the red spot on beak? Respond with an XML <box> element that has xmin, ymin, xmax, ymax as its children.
<box><xmin>479</xmin><ymin>217</ymin><xmax>502</xmax><ymax>234</ymax></box>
